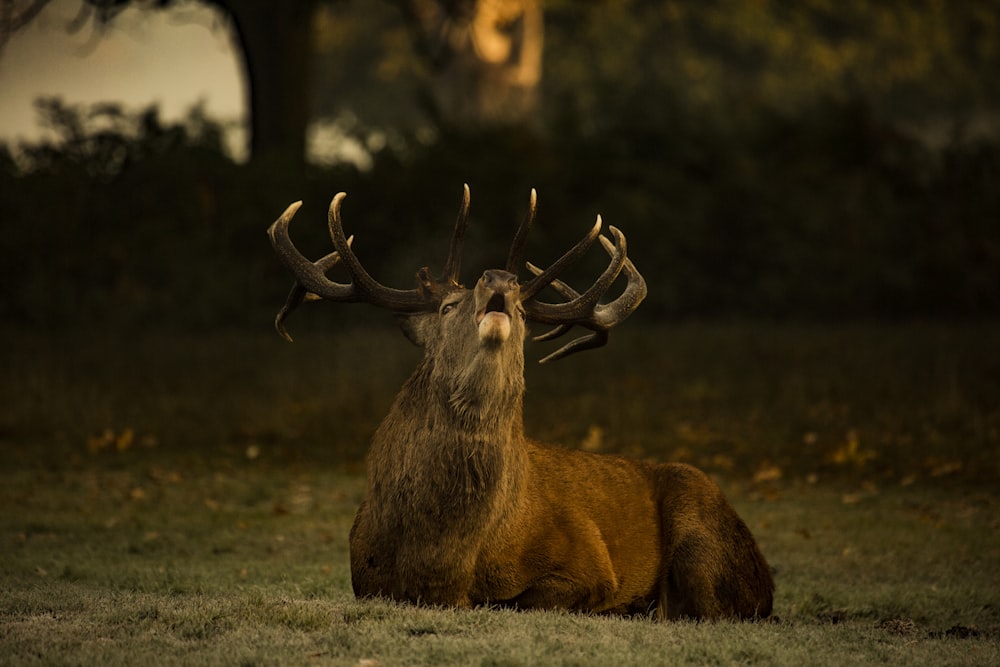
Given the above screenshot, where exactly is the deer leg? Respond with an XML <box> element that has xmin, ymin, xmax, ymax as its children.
<box><xmin>502</xmin><ymin>517</ymin><xmax>621</xmax><ymax>612</ymax></box>
<box><xmin>349</xmin><ymin>501</ymin><xmax>392</xmax><ymax>599</ymax></box>
<box><xmin>654</xmin><ymin>463</ymin><xmax>774</xmax><ymax>621</ymax></box>
<box><xmin>351</xmin><ymin>501</ymin><xmax>480</xmax><ymax>606</ymax></box>
<box><xmin>508</xmin><ymin>571</ymin><xmax>618</xmax><ymax>612</ymax></box>
<box><xmin>658</xmin><ymin>534</ymin><xmax>727</xmax><ymax>620</ymax></box>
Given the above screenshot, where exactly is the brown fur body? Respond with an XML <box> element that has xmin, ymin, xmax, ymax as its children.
<box><xmin>348</xmin><ymin>272</ymin><xmax>774</xmax><ymax>620</ymax></box>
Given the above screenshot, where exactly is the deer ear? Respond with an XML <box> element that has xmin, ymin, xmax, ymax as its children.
<box><xmin>394</xmin><ymin>313</ymin><xmax>430</xmax><ymax>347</ymax></box>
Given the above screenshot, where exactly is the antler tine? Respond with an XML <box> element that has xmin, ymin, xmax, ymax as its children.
<box><xmin>274</xmin><ymin>240</ymin><xmax>352</xmax><ymax>342</ymax></box>
<box><xmin>523</xmin><ymin>226</ymin><xmax>647</xmax><ymax>363</ymax></box>
<box><xmin>520</xmin><ymin>215</ymin><xmax>602</xmax><ymax>301</ymax></box>
<box><xmin>267</xmin><ymin>201</ymin><xmax>356</xmax><ymax>302</ymax></box>
<box><xmin>591</xmin><ymin>233</ymin><xmax>647</xmax><ymax>328</ymax></box>
<box><xmin>524</xmin><ymin>270</ymin><xmax>607</xmax><ymax>363</ymax></box>
<box><xmin>522</xmin><ymin>271</ymin><xmax>612</xmax><ymax>363</ymax></box>
<box><xmin>439</xmin><ymin>183</ymin><xmax>471</xmax><ymax>285</ymax></box>
<box><xmin>523</xmin><ymin>226</ymin><xmax>628</xmax><ymax>321</ymax></box>
<box><xmin>538</xmin><ymin>331</ymin><xmax>610</xmax><ymax>364</ymax></box>
<box><xmin>326</xmin><ymin>193</ymin><xmax>433</xmax><ymax>312</ymax></box>
<box><xmin>505</xmin><ymin>188</ymin><xmax>537</xmax><ymax>274</ymax></box>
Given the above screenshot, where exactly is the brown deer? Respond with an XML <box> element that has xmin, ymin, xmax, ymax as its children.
<box><xmin>267</xmin><ymin>185</ymin><xmax>774</xmax><ymax>620</ymax></box>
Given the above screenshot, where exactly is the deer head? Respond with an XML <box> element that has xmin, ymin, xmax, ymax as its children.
<box><xmin>266</xmin><ymin>185</ymin><xmax>647</xmax><ymax>364</ymax></box>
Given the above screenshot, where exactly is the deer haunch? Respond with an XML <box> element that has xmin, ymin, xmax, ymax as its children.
<box><xmin>267</xmin><ymin>185</ymin><xmax>774</xmax><ymax>620</ymax></box>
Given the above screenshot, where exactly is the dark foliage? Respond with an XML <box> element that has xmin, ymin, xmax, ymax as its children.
<box><xmin>2</xmin><ymin>96</ymin><xmax>998</xmax><ymax>330</ymax></box>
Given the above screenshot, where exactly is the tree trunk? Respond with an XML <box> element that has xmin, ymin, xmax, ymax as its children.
<box><xmin>219</xmin><ymin>0</ymin><xmax>317</xmax><ymax>165</ymax></box>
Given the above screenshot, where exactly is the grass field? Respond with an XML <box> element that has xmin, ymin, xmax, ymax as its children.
<box><xmin>2</xmin><ymin>323</ymin><xmax>999</xmax><ymax>665</ymax></box>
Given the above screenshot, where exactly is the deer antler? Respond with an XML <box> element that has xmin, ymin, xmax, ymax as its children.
<box><xmin>269</xmin><ymin>186</ymin><xmax>645</xmax><ymax>359</ymax></box>
<box><xmin>267</xmin><ymin>196</ymin><xmax>431</xmax><ymax>338</ymax></box>
<box><xmin>442</xmin><ymin>184</ymin><xmax>471</xmax><ymax>285</ymax></box>
<box><xmin>505</xmin><ymin>188</ymin><xmax>536</xmax><ymax>274</ymax></box>
<box><xmin>520</xmin><ymin>216</ymin><xmax>646</xmax><ymax>363</ymax></box>
<box><xmin>267</xmin><ymin>186</ymin><xmax>474</xmax><ymax>338</ymax></box>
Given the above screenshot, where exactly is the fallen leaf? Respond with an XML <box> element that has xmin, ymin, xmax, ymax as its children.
<box><xmin>115</xmin><ymin>428</ymin><xmax>134</xmax><ymax>452</ymax></box>
<box><xmin>710</xmin><ymin>454</ymin><xmax>735</xmax><ymax>471</ymax></box>
<box><xmin>928</xmin><ymin>459</ymin><xmax>963</xmax><ymax>477</ymax></box>
<box><xmin>753</xmin><ymin>464</ymin><xmax>782</xmax><ymax>483</ymax></box>
<box><xmin>580</xmin><ymin>425</ymin><xmax>604</xmax><ymax>452</ymax></box>
<box><xmin>828</xmin><ymin>430</ymin><xmax>876</xmax><ymax>467</ymax></box>
<box><xmin>842</xmin><ymin>482</ymin><xmax>879</xmax><ymax>505</ymax></box>
<box><xmin>86</xmin><ymin>429</ymin><xmax>115</xmax><ymax>455</ymax></box>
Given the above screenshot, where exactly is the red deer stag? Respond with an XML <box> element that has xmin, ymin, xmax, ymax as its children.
<box><xmin>267</xmin><ymin>185</ymin><xmax>774</xmax><ymax>620</ymax></box>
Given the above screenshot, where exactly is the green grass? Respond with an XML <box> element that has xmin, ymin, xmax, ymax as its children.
<box><xmin>2</xmin><ymin>323</ymin><xmax>999</xmax><ymax>665</ymax></box>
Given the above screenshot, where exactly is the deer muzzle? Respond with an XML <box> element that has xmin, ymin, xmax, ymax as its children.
<box><xmin>474</xmin><ymin>270</ymin><xmax>520</xmax><ymax>344</ymax></box>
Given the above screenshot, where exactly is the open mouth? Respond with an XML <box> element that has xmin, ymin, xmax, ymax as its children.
<box><xmin>476</xmin><ymin>291</ymin><xmax>508</xmax><ymax>324</ymax></box>
<box><xmin>476</xmin><ymin>290</ymin><xmax>512</xmax><ymax>342</ymax></box>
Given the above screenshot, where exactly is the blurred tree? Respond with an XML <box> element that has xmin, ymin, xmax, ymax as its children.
<box><xmin>0</xmin><ymin>0</ymin><xmax>321</xmax><ymax>166</ymax></box>
<box><xmin>394</xmin><ymin>0</ymin><xmax>544</xmax><ymax>127</ymax></box>
<box><xmin>312</xmin><ymin>0</ymin><xmax>543</xmax><ymax>132</ymax></box>
<box><xmin>2</xmin><ymin>0</ymin><xmax>549</xmax><ymax>162</ymax></box>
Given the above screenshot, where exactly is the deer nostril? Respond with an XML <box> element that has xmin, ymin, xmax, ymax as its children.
<box><xmin>480</xmin><ymin>269</ymin><xmax>518</xmax><ymax>291</ymax></box>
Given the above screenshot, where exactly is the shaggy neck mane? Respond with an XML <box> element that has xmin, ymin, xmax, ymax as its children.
<box><xmin>367</xmin><ymin>345</ymin><xmax>526</xmax><ymax>531</ymax></box>
<box><xmin>445</xmin><ymin>351</ymin><xmax>525</xmax><ymax>432</ymax></box>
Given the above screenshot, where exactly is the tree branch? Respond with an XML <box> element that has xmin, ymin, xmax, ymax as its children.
<box><xmin>0</xmin><ymin>0</ymin><xmax>54</xmax><ymax>49</ymax></box>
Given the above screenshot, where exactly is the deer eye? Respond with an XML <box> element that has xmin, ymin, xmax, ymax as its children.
<box><xmin>440</xmin><ymin>302</ymin><xmax>458</xmax><ymax>315</ymax></box>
